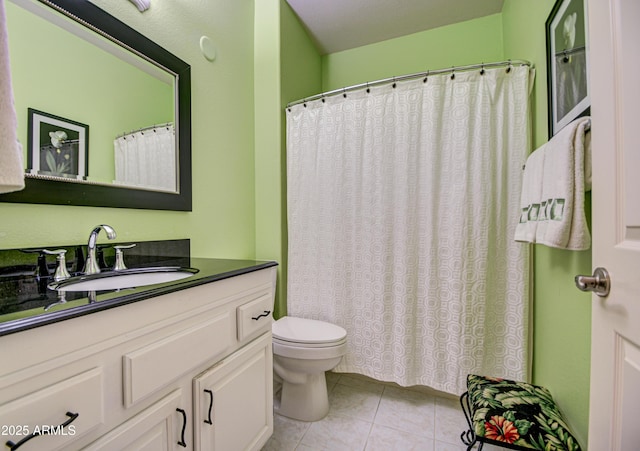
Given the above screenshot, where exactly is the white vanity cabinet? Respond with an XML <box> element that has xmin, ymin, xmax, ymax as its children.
<box><xmin>0</xmin><ymin>266</ymin><xmax>276</xmax><ymax>451</ymax></box>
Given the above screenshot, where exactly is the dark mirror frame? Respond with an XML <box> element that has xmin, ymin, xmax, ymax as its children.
<box><xmin>0</xmin><ymin>0</ymin><xmax>192</xmax><ymax>211</ymax></box>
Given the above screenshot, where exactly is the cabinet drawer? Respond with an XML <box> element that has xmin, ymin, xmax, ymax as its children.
<box><xmin>236</xmin><ymin>293</ymin><xmax>273</xmax><ymax>342</ymax></box>
<box><xmin>123</xmin><ymin>311</ymin><xmax>232</xmax><ymax>407</ymax></box>
<box><xmin>0</xmin><ymin>368</ymin><xmax>104</xmax><ymax>451</ymax></box>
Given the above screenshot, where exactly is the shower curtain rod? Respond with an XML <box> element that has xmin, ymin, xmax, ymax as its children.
<box><xmin>116</xmin><ymin>122</ymin><xmax>173</xmax><ymax>139</ymax></box>
<box><xmin>287</xmin><ymin>59</ymin><xmax>532</xmax><ymax>108</ymax></box>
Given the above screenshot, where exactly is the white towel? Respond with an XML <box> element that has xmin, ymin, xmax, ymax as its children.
<box><xmin>0</xmin><ymin>0</ymin><xmax>24</xmax><ymax>194</ymax></box>
<box><xmin>584</xmin><ymin>129</ymin><xmax>592</xmax><ymax>191</ymax></box>
<box><xmin>535</xmin><ymin>116</ymin><xmax>591</xmax><ymax>250</ymax></box>
<box><xmin>514</xmin><ymin>146</ymin><xmax>545</xmax><ymax>243</ymax></box>
<box><xmin>514</xmin><ymin>117</ymin><xmax>591</xmax><ymax>249</ymax></box>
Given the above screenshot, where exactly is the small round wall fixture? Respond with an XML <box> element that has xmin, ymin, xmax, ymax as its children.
<box><xmin>199</xmin><ymin>36</ymin><xmax>216</xmax><ymax>62</ymax></box>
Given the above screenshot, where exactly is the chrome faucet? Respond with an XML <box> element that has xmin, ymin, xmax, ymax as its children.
<box><xmin>83</xmin><ymin>224</ymin><xmax>117</xmax><ymax>275</ymax></box>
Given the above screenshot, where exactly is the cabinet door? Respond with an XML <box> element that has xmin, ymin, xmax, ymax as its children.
<box><xmin>193</xmin><ymin>333</ymin><xmax>273</xmax><ymax>451</ymax></box>
<box><xmin>84</xmin><ymin>390</ymin><xmax>189</xmax><ymax>451</ymax></box>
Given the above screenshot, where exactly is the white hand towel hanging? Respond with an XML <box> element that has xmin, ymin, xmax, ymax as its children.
<box><xmin>0</xmin><ymin>0</ymin><xmax>25</xmax><ymax>194</ymax></box>
<box><xmin>515</xmin><ymin>116</ymin><xmax>591</xmax><ymax>250</ymax></box>
<box><xmin>515</xmin><ymin>147</ymin><xmax>545</xmax><ymax>243</ymax></box>
<box><xmin>535</xmin><ymin>116</ymin><xmax>591</xmax><ymax>250</ymax></box>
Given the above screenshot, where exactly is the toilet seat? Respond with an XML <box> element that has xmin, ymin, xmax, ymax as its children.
<box><xmin>272</xmin><ymin>316</ymin><xmax>347</xmax><ymax>347</ymax></box>
<box><xmin>273</xmin><ymin>336</ymin><xmax>347</xmax><ymax>348</ymax></box>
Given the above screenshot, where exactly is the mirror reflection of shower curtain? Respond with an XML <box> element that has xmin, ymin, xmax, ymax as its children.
<box><xmin>556</xmin><ymin>48</ymin><xmax>587</xmax><ymax>119</ymax></box>
<box><xmin>114</xmin><ymin>124</ymin><xmax>176</xmax><ymax>191</ymax></box>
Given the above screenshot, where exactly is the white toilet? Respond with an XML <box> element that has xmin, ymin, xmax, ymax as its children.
<box><xmin>272</xmin><ymin>316</ymin><xmax>347</xmax><ymax>422</ymax></box>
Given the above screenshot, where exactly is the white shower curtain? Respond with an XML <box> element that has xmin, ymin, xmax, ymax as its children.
<box><xmin>286</xmin><ymin>65</ymin><xmax>532</xmax><ymax>395</ymax></box>
<box><xmin>114</xmin><ymin>124</ymin><xmax>176</xmax><ymax>191</ymax></box>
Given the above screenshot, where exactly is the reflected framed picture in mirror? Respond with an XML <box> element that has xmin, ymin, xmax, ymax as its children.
<box><xmin>546</xmin><ymin>0</ymin><xmax>590</xmax><ymax>137</ymax></box>
<box><xmin>27</xmin><ymin>108</ymin><xmax>89</xmax><ymax>180</ymax></box>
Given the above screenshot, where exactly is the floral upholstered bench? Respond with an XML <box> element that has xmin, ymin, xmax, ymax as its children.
<box><xmin>459</xmin><ymin>374</ymin><xmax>581</xmax><ymax>451</ymax></box>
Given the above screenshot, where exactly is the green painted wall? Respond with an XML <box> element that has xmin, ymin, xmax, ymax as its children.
<box><xmin>276</xmin><ymin>1</ymin><xmax>322</xmax><ymax>317</ymax></box>
<box><xmin>280</xmin><ymin>2</ymin><xmax>322</xmax><ymax>107</ymax></box>
<box><xmin>321</xmin><ymin>14</ymin><xmax>504</xmax><ymax>91</ymax></box>
<box><xmin>503</xmin><ymin>1</ymin><xmax>591</xmax><ymax>446</ymax></box>
<box><xmin>254</xmin><ymin>0</ymin><xmax>284</xmax><ymax>315</ymax></box>
<box><xmin>1</xmin><ymin>0</ymin><xmax>257</xmax><ymax>260</ymax></box>
<box><xmin>254</xmin><ymin>0</ymin><xmax>322</xmax><ymax>318</ymax></box>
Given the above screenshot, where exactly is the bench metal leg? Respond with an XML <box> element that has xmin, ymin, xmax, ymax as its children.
<box><xmin>460</xmin><ymin>391</ymin><xmax>482</xmax><ymax>451</ymax></box>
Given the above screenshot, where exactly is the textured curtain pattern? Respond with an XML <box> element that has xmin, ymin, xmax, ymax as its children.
<box><xmin>114</xmin><ymin>124</ymin><xmax>176</xmax><ymax>191</ymax></box>
<box><xmin>286</xmin><ymin>66</ymin><xmax>531</xmax><ymax>395</ymax></box>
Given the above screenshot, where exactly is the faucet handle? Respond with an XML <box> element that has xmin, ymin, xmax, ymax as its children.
<box><xmin>113</xmin><ymin>244</ymin><xmax>136</xmax><ymax>271</ymax></box>
<box><xmin>42</xmin><ymin>249</ymin><xmax>71</xmax><ymax>281</ymax></box>
<box><xmin>20</xmin><ymin>249</ymin><xmax>51</xmax><ymax>279</ymax></box>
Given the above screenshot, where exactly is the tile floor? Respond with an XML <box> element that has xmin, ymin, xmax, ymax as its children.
<box><xmin>262</xmin><ymin>373</ymin><xmax>497</xmax><ymax>451</ymax></box>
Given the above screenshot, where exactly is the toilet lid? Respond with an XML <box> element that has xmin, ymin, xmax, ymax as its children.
<box><xmin>272</xmin><ymin>316</ymin><xmax>347</xmax><ymax>345</ymax></box>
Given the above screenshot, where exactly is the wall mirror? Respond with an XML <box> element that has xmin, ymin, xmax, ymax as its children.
<box><xmin>0</xmin><ymin>0</ymin><xmax>192</xmax><ymax>210</ymax></box>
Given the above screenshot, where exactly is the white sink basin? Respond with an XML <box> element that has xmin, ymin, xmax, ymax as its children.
<box><xmin>48</xmin><ymin>266</ymin><xmax>199</xmax><ymax>292</ymax></box>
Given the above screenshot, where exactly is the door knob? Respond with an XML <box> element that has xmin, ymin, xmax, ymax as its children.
<box><xmin>575</xmin><ymin>267</ymin><xmax>610</xmax><ymax>297</ymax></box>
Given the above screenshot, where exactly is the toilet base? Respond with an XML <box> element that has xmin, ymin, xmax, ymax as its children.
<box><xmin>276</xmin><ymin>371</ymin><xmax>329</xmax><ymax>422</ymax></box>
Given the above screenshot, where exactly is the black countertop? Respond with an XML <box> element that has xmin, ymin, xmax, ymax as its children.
<box><xmin>0</xmin><ymin>257</ymin><xmax>278</xmax><ymax>337</ymax></box>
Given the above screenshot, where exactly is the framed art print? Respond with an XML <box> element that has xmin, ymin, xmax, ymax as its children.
<box><xmin>546</xmin><ymin>0</ymin><xmax>590</xmax><ymax>137</ymax></box>
<box><xmin>27</xmin><ymin>108</ymin><xmax>89</xmax><ymax>180</ymax></box>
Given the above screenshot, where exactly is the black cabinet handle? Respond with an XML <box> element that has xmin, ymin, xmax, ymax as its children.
<box><xmin>204</xmin><ymin>389</ymin><xmax>213</xmax><ymax>425</ymax></box>
<box><xmin>251</xmin><ymin>310</ymin><xmax>271</xmax><ymax>320</ymax></box>
<box><xmin>5</xmin><ymin>411</ymin><xmax>78</xmax><ymax>450</ymax></box>
<box><xmin>176</xmin><ymin>408</ymin><xmax>187</xmax><ymax>448</ymax></box>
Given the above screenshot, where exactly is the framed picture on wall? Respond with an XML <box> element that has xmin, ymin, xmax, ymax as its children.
<box><xmin>546</xmin><ymin>0</ymin><xmax>590</xmax><ymax>137</ymax></box>
<box><xmin>27</xmin><ymin>108</ymin><xmax>89</xmax><ymax>180</ymax></box>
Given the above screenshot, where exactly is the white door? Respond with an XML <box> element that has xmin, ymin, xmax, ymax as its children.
<box><xmin>587</xmin><ymin>0</ymin><xmax>640</xmax><ymax>449</ymax></box>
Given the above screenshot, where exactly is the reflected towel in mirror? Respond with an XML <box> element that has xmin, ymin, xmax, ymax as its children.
<box><xmin>129</xmin><ymin>0</ymin><xmax>151</xmax><ymax>12</ymax></box>
<box><xmin>0</xmin><ymin>0</ymin><xmax>24</xmax><ymax>194</ymax></box>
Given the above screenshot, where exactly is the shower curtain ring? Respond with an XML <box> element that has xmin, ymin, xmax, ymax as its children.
<box><xmin>423</xmin><ymin>70</ymin><xmax>429</xmax><ymax>83</ymax></box>
<box><xmin>343</xmin><ymin>88</ymin><xmax>347</xmax><ymax>98</ymax></box>
<box><xmin>450</xmin><ymin>68</ymin><xmax>455</xmax><ymax>80</ymax></box>
<box><xmin>392</xmin><ymin>77</ymin><xmax>396</xmax><ymax>89</ymax></box>
<box><xmin>480</xmin><ymin>63</ymin><xmax>485</xmax><ymax>75</ymax></box>
<box><xmin>366</xmin><ymin>82</ymin><xmax>370</xmax><ymax>94</ymax></box>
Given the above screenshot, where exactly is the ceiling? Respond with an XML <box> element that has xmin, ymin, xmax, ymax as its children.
<box><xmin>285</xmin><ymin>0</ymin><xmax>504</xmax><ymax>55</ymax></box>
